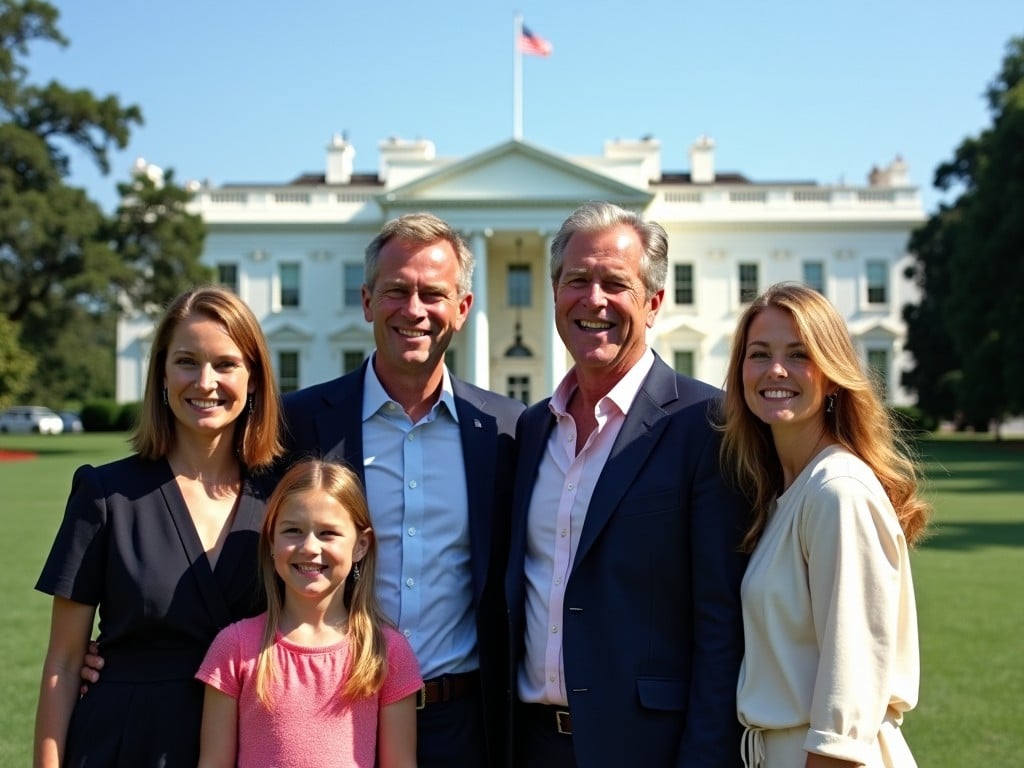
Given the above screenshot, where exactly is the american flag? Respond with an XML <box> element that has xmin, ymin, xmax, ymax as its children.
<box><xmin>518</xmin><ymin>25</ymin><xmax>553</xmax><ymax>57</ymax></box>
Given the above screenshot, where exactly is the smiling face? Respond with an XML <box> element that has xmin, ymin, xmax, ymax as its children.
<box><xmin>163</xmin><ymin>313</ymin><xmax>253</xmax><ymax>441</ymax></box>
<box><xmin>271</xmin><ymin>489</ymin><xmax>370</xmax><ymax>607</ymax></box>
<box><xmin>741</xmin><ymin>305</ymin><xmax>833</xmax><ymax>436</ymax></box>
<box><xmin>554</xmin><ymin>224</ymin><xmax>663</xmax><ymax>391</ymax></box>
<box><xmin>362</xmin><ymin>236</ymin><xmax>472</xmax><ymax>388</ymax></box>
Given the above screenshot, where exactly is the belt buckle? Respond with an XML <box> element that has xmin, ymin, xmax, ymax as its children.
<box><xmin>416</xmin><ymin>686</ymin><xmax>427</xmax><ymax>710</ymax></box>
<box><xmin>556</xmin><ymin>710</ymin><xmax>572</xmax><ymax>735</ymax></box>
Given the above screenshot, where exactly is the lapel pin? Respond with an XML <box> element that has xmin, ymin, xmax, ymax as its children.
<box><xmin>473</xmin><ymin>418</ymin><xmax>482</xmax><ymax>429</ymax></box>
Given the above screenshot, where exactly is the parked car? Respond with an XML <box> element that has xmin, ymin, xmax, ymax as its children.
<box><xmin>58</xmin><ymin>410</ymin><xmax>84</xmax><ymax>433</ymax></box>
<box><xmin>0</xmin><ymin>405</ymin><xmax>65</xmax><ymax>434</ymax></box>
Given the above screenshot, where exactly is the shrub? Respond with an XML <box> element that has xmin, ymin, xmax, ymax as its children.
<box><xmin>116</xmin><ymin>401</ymin><xmax>143</xmax><ymax>432</ymax></box>
<box><xmin>80</xmin><ymin>400</ymin><xmax>122</xmax><ymax>432</ymax></box>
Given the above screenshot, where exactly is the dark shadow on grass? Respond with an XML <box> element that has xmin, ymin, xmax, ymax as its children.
<box><xmin>919</xmin><ymin>521</ymin><xmax>1024</xmax><ymax>551</ymax></box>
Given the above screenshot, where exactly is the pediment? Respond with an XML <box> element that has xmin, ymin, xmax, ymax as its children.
<box><xmin>379</xmin><ymin>140</ymin><xmax>652</xmax><ymax>207</ymax></box>
<box><xmin>848</xmin><ymin>317</ymin><xmax>901</xmax><ymax>338</ymax></box>
<box><xmin>327</xmin><ymin>322</ymin><xmax>374</xmax><ymax>344</ymax></box>
<box><xmin>264</xmin><ymin>322</ymin><xmax>315</xmax><ymax>343</ymax></box>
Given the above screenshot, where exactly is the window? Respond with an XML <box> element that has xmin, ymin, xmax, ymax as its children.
<box><xmin>342</xmin><ymin>350</ymin><xmax>365</xmax><ymax>374</ymax></box>
<box><xmin>673</xmin><ymin>350</ymin><xmax>695</xmax><ymax>378</ymax></box>
<box><xmin>866</xmin><ymin>261</ymin><xmax>888</xmax><ymax>304</ymax></box>
<box><xmin>507</xmin><ymin>264</ymin><xmax>532</xmax><ymax>307</ymax></box>
<box><xmin>507</xmin><ymin>375</ymin><xmax>530</xmax><ymax>404</ymax></box>
<box><xmin>674</xmin><ymin>264</ymin><xmax>694</xmax><ymax>305</ymax></box>
<box><xmin>739</xmin><ymin>263</ymin><xmax>759</xmax><ymax>303</ymax></box>
<box><xmin>277</xmin><ymin>351</ymin><xmax>299</xmax><ymax>393</ymax></box>
<box><xmin>866</xmin><ymin>348</ymin><xmax>889</xmax><ymax>399</ymax></box>
<box><xmin>802</xmin><ymin>261</ymin><xmax>824</xmax><ymax>293</ymax></box>
<box><xmin>279</xmin><ymin>263</ymin><xmax>301</xmax><ymax>308</ymax></box>
<box><xmin>343</xmin><ymin>263</ymin><xmax>363</xmax><ymax>308</ymax></box>
<box><xmin>216</xmin><ymin>262</ymin><xmax>238</xmax><ymax>293</ymax></box>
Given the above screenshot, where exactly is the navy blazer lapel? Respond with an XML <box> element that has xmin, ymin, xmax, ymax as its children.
<box><xmin>573</xmin><ymin>358</ymin><xmax>680</xmax><ymax>569</ymax></box>
<box><xmin>452</xmin><ymin>379</ymin><xmax>500</xmax><ymax>607</ymax></box>
<box><xmin>508</xmin><ymin>402</ymin><xmax>555</xmax><ymax>585</ymax></box>
<box><xmin>317</xmin><ymin>365</ymin><xmax>367</xmax><ymax>486</ymax></box>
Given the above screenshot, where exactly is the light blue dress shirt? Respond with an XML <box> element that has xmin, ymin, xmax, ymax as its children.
<box><xmin>361</xmin><ymin>358</ymin><xmax>476</xmax><ymax>680</ymax></box>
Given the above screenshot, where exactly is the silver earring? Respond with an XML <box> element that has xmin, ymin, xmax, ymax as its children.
<box><xmin>248</xmin><ymin>394</ymin><xmax>254</xmax><ymax>415</ymax></box>
<box><xmin>162</xmin><ymin>387</ymin><xmax>168</xmax><ymax>406</ymax></box>
<box><xmin>352</xmin><ymin>562</ymin><xmax>361</xmax><ymax>583</ymax></box>
<box><xmin>826</xmin><ymin>393</ymin><xmax>837</xmax><ymax>414</ymax></box>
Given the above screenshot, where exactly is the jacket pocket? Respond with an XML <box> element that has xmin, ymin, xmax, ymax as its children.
<box><xmin>636</xmin><ymin>677</ymin><xmax>687</xmax><ymax>713</ymax></box>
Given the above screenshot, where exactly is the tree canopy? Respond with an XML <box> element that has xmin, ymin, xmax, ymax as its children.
<box><xmin>904</xmin><ymin>35</ymin><xmax>1024</xmax><ymax>430</ymax></box>
<box><xmin>0</xmin><ymin>0</ymin><xmax>208</xmax><ymax>407</ymax></box>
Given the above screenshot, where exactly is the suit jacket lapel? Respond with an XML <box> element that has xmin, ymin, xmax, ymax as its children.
<box><xmin>573</xmin><ymin>359</ymin><xmax>680</xmax><ymax>569</ymax></box>
<box><xmin>452</xmin><ymin>379</ymin><xmax>500</xmax><ymax>607</ymax></box>
<box><xmin>317</xmin><ymin>363</ymin><xmax>367</xmax><ymax>486</ymax></box>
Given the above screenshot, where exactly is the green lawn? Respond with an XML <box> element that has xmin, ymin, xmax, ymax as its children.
<box><xmin>1</xmin><ymin>433</ymin><xmax>1021</xmax><ymax>764</ymax></box>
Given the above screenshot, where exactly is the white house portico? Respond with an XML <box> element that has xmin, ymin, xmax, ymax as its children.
<box><xmin>116</xmin><ymin>135</ymin><xmax>924</xmax><ymax>406</ymax></box>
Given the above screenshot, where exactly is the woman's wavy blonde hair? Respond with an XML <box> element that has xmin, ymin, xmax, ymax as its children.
<box><xmin>720</xmin><ymin>282</ymin><xmax>930</xmax><ymax>552</ymax></box>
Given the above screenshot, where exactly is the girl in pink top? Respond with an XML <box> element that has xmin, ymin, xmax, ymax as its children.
<box><xmin>196</xmin><ymin>459</ymin><xmax>421</xmax><ymax>768</ymax></box>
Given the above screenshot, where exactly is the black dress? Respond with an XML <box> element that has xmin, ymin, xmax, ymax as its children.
<box><xmin>36</xmin><ymin>455</ymin><xmax>268</xmax><ymax>767</ymax></box>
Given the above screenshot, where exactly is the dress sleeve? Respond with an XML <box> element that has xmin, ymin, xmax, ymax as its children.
<box><xmin>195</xmin><ymin>620</ymin><xmax>245</xmax><ymax>698</ymax></box>
<box><xmin>35</xmin><ymin>464</ymin><xmax>107</xmax><ymax>605</ymax></box>
<box><xmin>379</xmin><ymin>628</ymin><xmax>423</xmax><ymax>706</ymax></box>
<box><xmin>800</xmin><ymin>473</ymin><xmax>904</xmax><ymax>764</ymax></box>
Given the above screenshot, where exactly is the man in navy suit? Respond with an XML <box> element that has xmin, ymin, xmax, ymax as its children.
<box><xmin>283</xmin><ymin>213</ymin><xmax>523</xmax><ymax>768</ymax></box>
<box><xmin>506</xmin><ymin>202</ymin><xmax>749</xmax><ymax>767</ymax></box>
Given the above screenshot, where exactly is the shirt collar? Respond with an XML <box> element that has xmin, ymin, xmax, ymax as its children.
<box><xmin>362</xmin><ymin>353</ymin><xmax>459</xmax><ymax>423</ymax></box>
<box><xmin>550</xmin><ymin>348</ymin><xmax>656</xmax><ymax>418</ymax></box>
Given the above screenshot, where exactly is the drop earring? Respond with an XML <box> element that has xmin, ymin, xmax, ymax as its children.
<box><xmin>352</xmin><ymin>562</ymin><xmax>361</xmax><ymax>583</ymax></box>
<box><xmin>826</xmin><ymin>393</ymin><xmax>837</xmax><ymax>414</ymax></box>
<box><xmin>162</xmin><ymin>387</ymin><xmax>168</xmax><ymax>406</ymax></box>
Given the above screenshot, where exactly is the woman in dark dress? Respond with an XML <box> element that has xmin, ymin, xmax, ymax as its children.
<box><xmin>34</xmin><ymin>286</ymin><xmax>283</xmax><ymax>767</ymax></box>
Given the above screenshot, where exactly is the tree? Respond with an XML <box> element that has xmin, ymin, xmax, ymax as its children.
<box><xmin>904</xmin><ymin>35</ymin><xmax>1024</xmax><ymax>430</ymax></box>
<box><xmin>0</xmin><ymin>313</ymin><xmax>34</xmax><ymax>408</ymax></box>
<box><xmin>0</xmin><ymin>0</ymin><xmax>208</xmax><ymax>405</ymax></box>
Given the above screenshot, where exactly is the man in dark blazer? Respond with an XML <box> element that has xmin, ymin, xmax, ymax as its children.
<box><xmin>505</xmin><ymin>202</ymin><xmax>749</xmax><ymax>767</ymax></box>
<box><xmin>283</xmin><ymin>213</ymin><xmax>523</xmax><ymax>768</ymax></box>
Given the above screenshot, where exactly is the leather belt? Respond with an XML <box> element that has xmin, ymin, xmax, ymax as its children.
<box><xmin>416</xmin><ymin>670</ymin><xmax>479</xmax><ymax>710</ymax></box>
<box><xmin>518</xmin><ymin>701</ymin><xmax>574</xmax><ymax>736</ymax></box>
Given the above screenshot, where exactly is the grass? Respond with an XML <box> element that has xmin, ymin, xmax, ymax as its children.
<box><xmin>1</xmin><ymin>433</ymin><xmax>1021</xmax><ymax>764</ymax></box>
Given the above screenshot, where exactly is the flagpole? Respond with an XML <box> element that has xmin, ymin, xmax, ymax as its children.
<box><xmin>513</xmin><ymin>12</ymin><xmax>523</xmax><ymax>141</ymax></box>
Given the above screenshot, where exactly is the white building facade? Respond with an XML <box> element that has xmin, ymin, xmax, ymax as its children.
<box><xmin>116</xmin><ymin>135</ymin><xmax>924</xmax><ymax>406</ymax></box>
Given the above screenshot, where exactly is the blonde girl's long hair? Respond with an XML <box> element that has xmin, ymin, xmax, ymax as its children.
<box><xmin>720</xmin><ymin>282</ymin><xmax>930</xmax><ymax>552</ymax></box>
<box><xmin>254</xmin><ymin>459</ymin><xmax>390</xmax><ymax>706</ymax></box>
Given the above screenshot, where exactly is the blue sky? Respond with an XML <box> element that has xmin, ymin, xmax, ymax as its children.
<box><xmin>25</xmin><ymin>1</ymin><xmax>1023</xmax><ymax>214</ymax></box>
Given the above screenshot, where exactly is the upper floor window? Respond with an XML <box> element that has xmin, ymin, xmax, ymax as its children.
<box><xmin>279</xmin><ymin>263</ymin><xmax>301</xmax><ymax>308</ymax></box>
<box><xmin>343</xmin><ymin>263</ymin><xmax>364</xmax><ymax>308</ymax></box>
<box><xmin>277</xmin><ymin>350</ymin><xmax>299</xmax><ymax>393</ymax></box>
<box><xmin>507</xmin><ymin>264</ymin><xmax>532</xmax><ymax>307</ymax></box>
<box><xmin>216</xmin><ymin>262</ymin><xmax>238</xmax><ymax>294</ymax></box>
<box><xmin>739</xmin><ymin>263</ymin><xmax>759</xmax><ymax>303</ymax></box>
<box><xmin>802</xmin><ymin>261</ymin><xmax>824</xmax><ymax>294</ymax></box>
<box><xmin>674</xmin><ymin>264</ymin><xmax>694</xmax><ymax>305</ymax></box>
<box><xmin>866</xmin><ymin>261</ymin><xmax>888</xmax><ymax>304</ymax></box>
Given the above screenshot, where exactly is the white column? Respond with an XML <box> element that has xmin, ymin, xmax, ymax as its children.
<box><xmin>542</xmin><ymin>232</ymin><xmax>568</xmax><ymax>392</ymax></box>
<box><xmin>468</xmin><ymin>230</ymin><xmax>490</xmax><ymax>389</ymax></box>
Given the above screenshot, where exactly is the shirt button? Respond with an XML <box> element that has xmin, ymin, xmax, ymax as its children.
<box><xmin>560</xmin><ymin>529</ymin><xmax>567</xmax><ymax>538</ymax></box>
<box><xmin>408</xmin><ymin>527</ymin><xmax>416</xmax><ymax>536</ymax></box>
<box><xmin>551</xmin><ymin>626</ymin><xmax>559</xmax><ymax>634</ymax></box>
<box><xmin>554</xmin><ymin>576</ymin><xmax>562</xmax><ymax>585</ymax></box>
<box><xmin>567</xmin><ymin>434</ymin><xmax>574</xmax><ymax>442</ymax></box>
<box><xmin>549</xmin><ymin>674</ymin><xmax>557</xmax><ymax>683</ymax></box>
<box><xmin>567</xmin><ymin>482</ymin><xmax>574</xmax><ymax>490</ymax></box>
<box><xmin>403</xmin><ymin>629</ymin><xmax>411</xmax><ymax>637</ymax></box>
<box><xmin>406</xmin><ymin>578</ymin><xmax>415</xmax><ymax>587</ymax></box>
<box><xmin>409</xmin><ymin>480</ymin><xmax>418</xmax><ymax>489</ymax></box>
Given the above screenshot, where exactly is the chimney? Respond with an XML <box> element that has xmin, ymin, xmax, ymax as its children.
<box><xmin>689</xmin><ymin>135</ymin><xmax>716</xmax><ymax>183</ymax></box>
<box><xmin>326</xmin><ymin>132</ymin><xmax>355</xmax><ymax>184</ymax></box>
